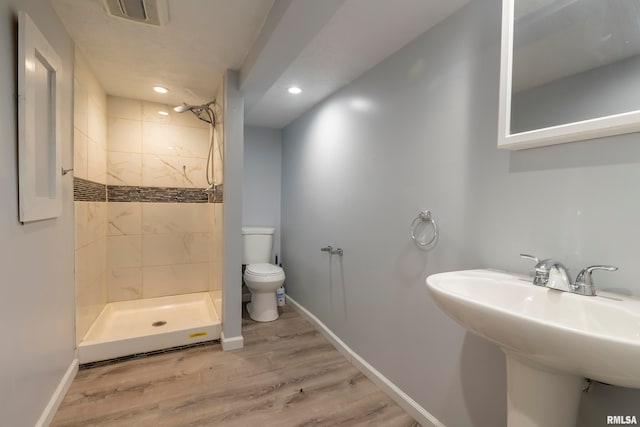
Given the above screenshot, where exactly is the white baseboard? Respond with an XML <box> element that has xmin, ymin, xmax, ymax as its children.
<box><xmin>286</xmin><ymin>295</ymin><xmax>444</xmax><ymax>427</ymax></box>
<box><xmin>36</xmin><ymin>355</ymin><xmax>78</xmax><ymax>427</ymax></box>
<box><xmin>221</xmin><ymin>331</ymin><xmax>244</xmax><ymax>351</ymax></box>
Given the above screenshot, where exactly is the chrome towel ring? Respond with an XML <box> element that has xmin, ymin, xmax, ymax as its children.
<box><xmin>410</xmin><ymin>210</ymin><xmax>438</xmax><ymax>248</ymax></box>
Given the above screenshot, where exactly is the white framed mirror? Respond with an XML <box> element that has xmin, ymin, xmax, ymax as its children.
<box><xmin>498</xmin><ymin>0</ymin><xmax>640</xmax><ymax>150</ymax></box>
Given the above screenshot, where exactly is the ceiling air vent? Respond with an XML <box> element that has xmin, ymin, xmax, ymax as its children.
<box><xmin>104</xmin><ymin>0</ymin><xmax>168</xmax><ymax>26</ymax></box>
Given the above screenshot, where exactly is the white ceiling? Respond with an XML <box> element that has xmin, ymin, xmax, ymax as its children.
<box><xmin>50</xmin><ymin>0</ymin><xmax>274</xmax><ymax>106</ymax></box>
<box><xmin>51</xmin><ymin>0</ymin><xmax>469</xmax><ymax>128</ymax></box>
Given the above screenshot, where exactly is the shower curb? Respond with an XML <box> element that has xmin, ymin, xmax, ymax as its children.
<box><xmin>78</xmin><ymin>340</ymin><xmax>219</xmax><ymax>370</ymax></box>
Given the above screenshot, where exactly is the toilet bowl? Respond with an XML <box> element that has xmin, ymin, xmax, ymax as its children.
<box><xmin>244</xmin><ymin>263</ymin><xmax>285</xmax><ymax>322</ymax></box>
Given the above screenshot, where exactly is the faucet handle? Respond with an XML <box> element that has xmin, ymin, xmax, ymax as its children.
<box><xmin>520</xmin><ymin>254</ymin><xmax>540</xmax><ymax>264</ymax></box>
<box><xmin>520</xmin><ymin>254</ymin><xmax>552</xmax><ymax>286</ymax></box>
<box><xmin>573</xmin><ymin>265</ymin><xmax>618</xmax><ymax>296</ymax></box>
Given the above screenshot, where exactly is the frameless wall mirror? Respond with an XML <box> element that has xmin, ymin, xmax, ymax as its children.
<box><xmin>498</xmin><ymin>0</ymin><xmax>640</xmax><ymax>150</ymax></box>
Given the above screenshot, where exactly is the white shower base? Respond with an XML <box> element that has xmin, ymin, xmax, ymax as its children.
<box><xmin>78</xmin><ymin>292</ymin><xmax>221</xmax><ymax>364</ymax></box>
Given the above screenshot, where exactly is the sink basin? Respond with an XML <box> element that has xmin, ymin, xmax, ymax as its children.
<box><xmin>426</xmin><ymin>269</ymin><xmax>640</xmax><ymax>427</ymax></box>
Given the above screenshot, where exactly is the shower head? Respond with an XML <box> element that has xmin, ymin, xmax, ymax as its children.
<box><xmin>173</xmin><ymin>101</ymin><xmax>216</xmax><ymax>124</ymax></box>
<box><xmin>173</xmin><ymin>104</ymin><xmax>195</xmax><ymax>113</ymax></box>
<box><xmin>173</xmin><ymin>101</ymin><xmax>214</xmax><ymax>113</ymax></box>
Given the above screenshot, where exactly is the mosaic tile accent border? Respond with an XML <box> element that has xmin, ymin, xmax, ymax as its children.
<box><xmin>74</xmin><ymin>178</ymin><xmax>223</xmax><ymax>203</ymax></box>
<box><xmin>107</xmin><ymin>185</ymin><xmax>223</xmax><ymax>203</ymax></box>
<box><xmin>74</xmin><ymin>177</ymin><xmax>107</xmax><ymax>202</ymax></box>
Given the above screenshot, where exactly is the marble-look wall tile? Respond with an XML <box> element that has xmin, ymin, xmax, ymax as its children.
<box><xmin>142</xmin><ymin>263</ymin><xmax>209</xmax><ymax>298</ymax></box>
<box><xmin>108</xmin><ymin>152</ymin><xmax>142</xmax><ymax>186</ymax></box>
<box><xmin>106</xmin><ymin>202</ymin><xmax>142</xmax><ymax>303</ymax></box>
<box><xmin>87</xmin><ymin>202</ymin><xmax>108</xmax><ymax>244</ymax></box>
<box><xmin>142</xmin><ymin>203</ymin><xmax>209</xmax><ymax>234</ymax></box>
<box><xmin>108</xmin><ymin>202</ymin><xmax>141</xmax><ymax>236</ymax></box>
<box><xmin>73</xmin><ymin>129</ymin><xmax>88</xmax><ymax>180</ymax></box>
<box><xmin>74</xmin><ymin>49</ymin><xmax>109</xmax><ymax>342</ymax></box>
<box><xmin>88</xmin><ymin>96</ymin><xmax>107</xmax><ymax>149</ymax></box>
<box><xmin>87</xmin><ymin>141</ymin><xmax>107</xmax><ymax>185</ymax></box>
<box><xmin>142</xmin><ymin>233</ymin><xmax>209</xmax><ymax>266</ymax></box>
<box><xmin>87</xmin><ymin>66</ymin><xmax>107</xmax><ymax>114</ymax></box>
<box><xmin>87</xmin><ymin>60</ymin><xmax>107</xmax><ymax>148</ymax></box>
<box><xmin>108</xmin><ymin>117</ymin><xmax>142</xmax><ymax>153</ymax></box>
<box><xmin>142</xmin><ymin>122</ymin><xmax>209</xmax><ymax>158</ymax></box>
<box><xmin>108</xmin><ymin>235</ymin><xmax>142</xmax><ymax>268</ymax></box>
<box><xmin>108</xmin><ymin>97</ymin><xmax>141</xmax><ymax>121</ymax></box>
<box><xmin>74</xmin><ymin>59</ymin><xmax>88</xmax><ymax>136</ymax></box>
<box><xmin>142</xmin><ymin>154</ymin><xmax>207</xmax><ymax>188</ymax></box>
<box><xmin>76</xmin><ymin>273</ymin><xmax>107</xmax><ymax>345</ymax></box>
<box><xmin>99</xmin><ymin>95</ymin><xmax>220</xmax><ymax>304</ymax></box>
<box><xmin>75</xmin><ymin>201</ymin><xmax>107</xmax><ymax>249</ymax></box>
<box><xmin>74</xmin><ymin>85</ymin><xmax>88</xmax><ymax>138</ymax></box>
<box><xmin>75</xmin><ymin>202</ymin><xmax>88</xmax><ymax>249</ymax></box>
<box><xmin>75</xmin><ymin>236</ymin><xmax>107</xmax><ymax>344</ymax></box>
<box><xmin>107</xmin><ymin>96</ymin><xmax>211</xmax><ymax>189</ymax></box>
<box><xmin>86</xmin><ymin>237</ymin><xmax>107</xmax><ymax>285</ymax></box>
<box><xmin>209</xmin><ymin>203</ymin><xmax>223</xmax><ymax>292</ymax></box>
<box><xmin>108</xmin><ymin>267</ymin><xmax>142</xmax><ymax>302</ymax></box>
<box><xmin>142</xmin><ymin>103</ymin><xmax>172</xmax><ymax>124</ymax></box>
<box><xmin>75</xmin><ymin>246</ymin><xmax>90</xmax><ymax>305</ymax></box>
<box><xmin>213</xmin><ymin>127</ymin><xmax>224</xmax><ymax>185</ymax></box>
<box><xmin>75</xmin><ymin>48</ymin><xmax>107</xmax><ymax>185</ymax></box>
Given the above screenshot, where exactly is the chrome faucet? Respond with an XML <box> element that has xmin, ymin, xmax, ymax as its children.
<box><xmin>520</xmin><ymin>254</ymin><xmax>617</xmax><ymax>296</ymax></box>
<box><xmin>520</xmin><ymin>254</ymin><xmax>572</xmax><ymax>291</ymax></box>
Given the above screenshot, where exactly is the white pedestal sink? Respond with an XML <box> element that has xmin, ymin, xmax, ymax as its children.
<box><xmin>426</xmin><ymin>269</ymin><xmax>640</xmax><ymax>427</ymax></box>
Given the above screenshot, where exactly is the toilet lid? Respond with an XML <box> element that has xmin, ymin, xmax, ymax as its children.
<box><xmin>246</xmin><ymin>263</ymin><xmax>284</xmax><ymax>277</ymax></box>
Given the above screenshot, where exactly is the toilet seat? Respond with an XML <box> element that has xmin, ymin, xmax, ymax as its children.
<box><xmin>245</xmin><ymin>263</ymin><xmax>285</xmax><ymax>280</ymax></box>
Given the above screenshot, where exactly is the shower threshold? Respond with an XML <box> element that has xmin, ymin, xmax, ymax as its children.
<box><xmin>78</xmin><ymin>292</ymin><xmax>221</xmax><ymax>364</ymax></box>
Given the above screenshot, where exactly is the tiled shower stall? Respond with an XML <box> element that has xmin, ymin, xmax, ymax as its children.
<box><xmin>73</xmin><ymin>47</ymin><xmax>223</xmax><ymax>349</ymax></box>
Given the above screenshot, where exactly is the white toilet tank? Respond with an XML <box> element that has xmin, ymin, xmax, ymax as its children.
<box><xmin>242</xmin><ymin>227</ymin><xmax>275</xmax><ymax>264</ymax></box>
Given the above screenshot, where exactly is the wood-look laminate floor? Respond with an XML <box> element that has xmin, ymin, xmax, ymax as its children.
<box><xmin>52</xmin><ymin>304</ymin><xmax>420</xmax><ymax>427</ymax></box>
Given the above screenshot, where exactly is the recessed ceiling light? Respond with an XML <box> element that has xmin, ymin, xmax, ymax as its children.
<box><xmin>158</xmin><ymin>111</ymin><xmax>169</xmax><ymax>116</ymax></box>
<box><xmin>153</xmin><ymin>86</ymin><xmax>169</xmax><ymax>94</ymax></box>
<box><xmin>288</xmin><ymin>86</ymin><xmax>302</xmax><ymax>95</ymax></box>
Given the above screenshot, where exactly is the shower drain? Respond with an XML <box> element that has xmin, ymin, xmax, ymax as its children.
<box><xmin>152</xmin><ymin>321</ymin><xmax>167</xmax><ymax>327</ymax></box>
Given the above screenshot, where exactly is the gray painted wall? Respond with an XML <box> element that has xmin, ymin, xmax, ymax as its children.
<box><xmin>0</xmin><ymin>1</ymin><xmax>76</xmax><ymax>425</ymax></box>
<box><xmin>281</xmin><ymin>0</ymin><xmax>640</xmax><ymax>426</ymax></box>
<box><xmin>243</xmin><ymin>126</ymin><xmax>282</xmax><ymax>261</ymax></box>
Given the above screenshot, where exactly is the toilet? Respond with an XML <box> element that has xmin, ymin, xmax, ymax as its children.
<box><xmin>242</xmin><ymin>226</ymin><xmax>285</xmax><ymax>322</ymax></box>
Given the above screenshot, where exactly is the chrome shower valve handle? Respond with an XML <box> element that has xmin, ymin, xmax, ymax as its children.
<box><xmin>320</xmin><ymin>246</ymin><xmax>343</xmax><ymax>256</ymax></box>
